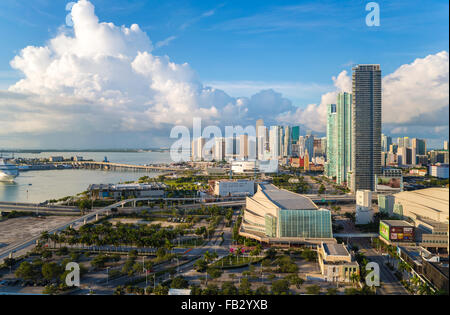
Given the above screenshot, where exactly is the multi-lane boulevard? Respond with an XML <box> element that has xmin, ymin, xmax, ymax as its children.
<box><xmin>0</xmin><ymin>193</ymin><xmax>362</xmax><ymax>263</ymax></box>
<box><xmin>0</xmin><ymin>197</ymin><xmax>241</xmax><ymax>263</ymax></box>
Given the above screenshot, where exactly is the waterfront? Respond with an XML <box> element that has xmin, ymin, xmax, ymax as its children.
<box><xmin>0</xmin><ymin>151</ymin><xmax>171</xmax><ymax>203</ymax></box>
<box><xmin>12</xmin><ymin>151</ymin><xmax>172</xmax><ymax>165</ymax></box>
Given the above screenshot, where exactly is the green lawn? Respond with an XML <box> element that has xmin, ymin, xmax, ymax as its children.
<box><xmin>210</xmin><ymin>255</ymin><xmax>262</xmax><ymax>268</ymax></box>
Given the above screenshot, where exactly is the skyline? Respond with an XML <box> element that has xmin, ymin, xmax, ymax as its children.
<box><xmin>0</xmin><ymin>0</ymin><xmax>448</xmax><ymax>149</ymax></box>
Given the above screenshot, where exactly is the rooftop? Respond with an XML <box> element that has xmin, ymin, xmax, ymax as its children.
<box><xmin>399</xmin><ymin>246</ymin><xmax>434</xmax><ymax>264</ymax></box>
<box><xmin>323</xmin><ymin>242</ymin><xmax>350</xmax><ymax>257</ymax></box>
<box><xmin>394</xmin><ymin>188</ymin><xmax>449</xmax><ymax>214</ymax></box>
<box><xmin>381</xmin><ymin>220</ymin><xmax>414</xmax><ymax>227</ymax></box>
<box><xmin>259</xmin><ymin>184</ymin><xmax>318</xmax><ymax>210</ymax></box>
<box><xmin>88</xmin><ymin>183</ymin><xmax>167</xmax><ymax>191</ymax></box>
<box><xmin>415</xmin><ymin>217</ymin><xmax>449</xmax><ymax>230</ymax></box>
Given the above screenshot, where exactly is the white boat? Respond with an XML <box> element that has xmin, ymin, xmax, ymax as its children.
<box><xmin>0</xmin><ymin>158</ymin><xmax>19</xmax><ymax>181</ymax></box>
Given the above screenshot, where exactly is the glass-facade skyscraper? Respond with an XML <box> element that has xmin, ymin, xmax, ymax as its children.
<box><xmin>291</xmin><ymin>126</ymin><xmax>300</xmax><ymax>144</ymax></box>
<box><xmin>382</xmin><ymin>134</ymin><xmax>392</xmax><ymax>152</ymax></box>
<box><xmin>305</xmin><ymin>133</ymin><xmax>315</xmax><ymax>162</ymax></box>
<box><xmin>325</xmin><ymin>93</ymin><xmax>352</xmax><ymax>186</ymax></box>
<box><xmin>350</xmin><ymin>64</ymin><xmax>382</xmax><ymax>192</ymax></box>
<box><xmin>336</xmin><ymin>92</ymin><xmax>352</xmax><ymax>185</ymax></box>
<box><xmin>325</xmin><ymin>104</ymin><xmax>337</xmax><ymax>178</ymax></box>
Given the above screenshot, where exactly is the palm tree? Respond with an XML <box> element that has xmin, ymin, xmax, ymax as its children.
<box><xmin>418</xmin><ymin>282</ymin><xmax>432</xmax><ymax>295</ymax></box>
<box><xmin>40</xmin><ymin>231</ymin><xmax>50</xmax><ymax>247</ymax></box>
<box><xmin>350</xmin><ymin>273</ymin><xmax>360</xmax><ymax>288</ymax></box>
<box><xmin>410</xmin><ymin>275</ymin><xmax>421</xmax><ymax>294</ymax></box>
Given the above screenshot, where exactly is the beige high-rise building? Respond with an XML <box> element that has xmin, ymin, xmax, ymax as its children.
<box><xmin>214</xmin><ymin>137</ymin><xmax>226</xmax><ymax>161</ymax></box>
<box><xmin>256</xmin><ymin>119</ymin><xmax>265</xmax><ymax>160</ymax></box>
<box><xmin>191</xmin><ymin>137</ymin><xmax>206</xmax><ymax>161</ymax></box>
<box><xmin>239</xmin><ymin>134</ymin><xmax>249</xmax><ymax>160</ymax></box>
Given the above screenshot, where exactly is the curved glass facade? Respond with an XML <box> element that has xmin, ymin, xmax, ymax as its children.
<box><xmin>279</xmin><ymin>209</ymin><xmax>333</xmax><ymax>238</ymax></box>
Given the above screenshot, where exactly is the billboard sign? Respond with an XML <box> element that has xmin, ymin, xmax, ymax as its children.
<box><xmin>376</xmin><ymin>175</ymin><xmax>404</xmax><ymax>192</ymax></box>
<box><xmin>380</xmin><ymin>222</ymin><xmax>390</xmax><ymax>241</ymax></box>
<box><xmin>386</xmin><ymin>225</ymin><xmax>414</xmax><ymax>242</ymax></box>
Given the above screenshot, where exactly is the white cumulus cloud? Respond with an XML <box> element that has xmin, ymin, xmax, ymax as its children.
<box><xmin>0</xmin><ymin>0</ymin><xmax>448</xmax><ymax>148</ymax></box>
<box><xmin>276</xmin><ymin>70</ymin><xmax>351</xmax><ymax>132</ymax></box>
<box><xmin>383</xmin><ymin>51</ymin><xmax>449</xmax><ymax>127</ymax></box>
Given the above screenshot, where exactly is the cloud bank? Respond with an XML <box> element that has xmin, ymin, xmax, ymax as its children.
<box><xmin>0</xmin><ymin>0</ymin><xmax>448</xmax><ymax>148</ymax></box>
<box><xmin>277</xmin><ymin>52</ymin><xmax>449</xmax><ymax>142</ymax></box>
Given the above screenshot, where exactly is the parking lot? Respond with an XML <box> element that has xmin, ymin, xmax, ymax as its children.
<box><xmin>0</xmin><ymin>216</ymin><xmax>74</xmax><ymax>247</ymax></box>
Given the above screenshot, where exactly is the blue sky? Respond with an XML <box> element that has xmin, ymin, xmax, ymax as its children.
<box><xmin>0</xmin><ymin>0</ymin><xmax>448</xmax><ymax>102</ymax></box>
<box><xmin>0</xmin><ymin>0</ymin><xmax>448</xmax><ymax>149</ymax></box>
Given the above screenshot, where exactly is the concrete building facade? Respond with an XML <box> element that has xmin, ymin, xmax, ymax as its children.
<box><xmin>350</xmin><ymin>64</ymin><xmax>382</xmax><ymax>192</ymax></box>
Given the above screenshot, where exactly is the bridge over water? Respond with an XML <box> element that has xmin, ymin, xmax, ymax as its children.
<box><xmin>46</xmin><ymin>161</ymin><xmax>190</xmax><ymax>172</ymax></box>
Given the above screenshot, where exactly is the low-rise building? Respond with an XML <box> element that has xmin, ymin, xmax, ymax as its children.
<box><xmin>88</xmin><ymin>183</ymin><xmax>167</xmax><ymax>200</ymax></box>
<box><xmin>231</xmin><ymin>160</ymin><xmax>278</xmax><ymax>174</ymax></box>
<box><xmin>387</xmin><ymin>188</ymin><xmax>449</xmax><ymax>224</ymax></box>
<box><xmin>213</xmin><ymin>179</ymin><xmax>255</xmax><ymax>197</ymax></box>
<box><xmin>378</xmin><ymin>192</ymin><xmax>449</xmax><ymax>253</ymax></box>
<box><xmin>355</xmin><ymin>190</ymin><xmax>374</xmax><ymax>224</ymax></box>
<box><xmin>49</xmin><ymin>156</ymin><xmax>64</xmax><ymax>162</ymax></box>
<box><xmin>414</xmin><ymin>217</ymin><xmax>449</xmax><ymax>253</ymax></box>
<box><xmin>240</xmin><ymin>184</ymin><xmax>334</xmax><ymax>245</ymax></box>
<box><xmin>429</xmin><ymin>164</ymin><xmax>449</xmax><ymax>179</ymax></box>
<box><xmin>168</xmin><ymin>289</ymin><xmax>191</xmax><ymax>295</ymax></box>
<box><xmin>409</xmin><ymin>168</ymin><xmax>427</xmax><ymax>176</ymax></box>
<box><xmin>318</xmin><ymin>242</ymin><xmax>359</xmax><ymax>283</ymax></box>
<box><xmin>379</xmin><ymin>220</ymin><xmax>415</xmax><ymax>244</ymax></box>
<box><xmin>231</xmin><ymin>161</ymin><xmax>258</xmax><ymax>174</ymax></box>
<box><xmin>378</xmin><ymin>194</ymin><xmax>395</xmax><ymax>216</ymax></box>
<box><xmin>397</xmin><ymin>246</ymin><xmax>448</xmax><ymax>292</ymax></box>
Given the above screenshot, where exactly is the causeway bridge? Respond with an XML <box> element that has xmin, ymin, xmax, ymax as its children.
<box><xmin>51</xmin><ymin>161</ymin><xmax>185</xmax><ymax>172</ymax></box>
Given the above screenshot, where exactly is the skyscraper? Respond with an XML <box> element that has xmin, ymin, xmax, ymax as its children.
<box><xmin>305</xmin><ymin>133</ymin><xmax>315</xmax><ymax>162</ymax></box>
<box><xmin>239</xmin><ymin>134</ymin><xmax>249</xmax><ymax>160</ymax></box>
<box><xmin>381</xmin><ymin>134</ymin><xmax>392</xmax><ymax>152</ymax></box>
<box><xmin>269</xmin><ymin>126</ymin><xmax>281</xmax><ymax>159</ymax></box>
<box><xmin>256</xmin><ymin>119</ymin><xmax>264</xmax><ymax>160</ymax></box>
<box><xmin>403</xmin><ymin>137</ymin><xmax>410</xmax><ymax>149</ymax></box>
<box><xmin>213</xmin><ymin>137</ymin><xmax>226</xmax><ymax>161</ymax></box>
<box><xmin>336</xmin><ymin>92</ymin><xmax>352</xmax><ymax>185</ymax></box>
<box><xmin>325</xmin><ymin>103</ymin><xmax>337</xmax><ymax>178</ymax></box>
<box><xmin>225</xmin><ymin>137</ymin><xmax>238</xmax><ymax>160</ymax></box>
<box><xmin>298</xmin><ymin>136</ymin><xmax>305</xmax><ymax>157</ymax></box>
<box><xmin>350</xmin><ymin>64</ymin><xmax>382</xmax><ymax>192</ymax></box>
<box><xmin>291</xmin><ymin>126</ymin><xmax>300</xmax><ymax>144</ymax></box>
<box><xmin>283</xmin><ymin>126</ymin><xmax>291</xmax><ymax>157</ymax></box>
<box><xmin>192</xmin><ymin>137</ymin><xmax>206</xmax><ymax>161</ymax></box>
<box><xmin>411</xmin><ymin>138</ymin><xmax>426</xmax><ymax>165</ymax></box>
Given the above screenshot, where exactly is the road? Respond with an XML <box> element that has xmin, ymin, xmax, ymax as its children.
<box><xmin>351</xmin><ymin>237</ymin><xmax>408</xmax><ymax>295</ymax></box>
<box><xmin>71</xmin><ymin>215</ymin><xmax>234</xmax><ymax>295</ymax></box>
<box><xmin>0</xmin><ymin>197</ymin><xmax>241</xmax><ymax>263</ymax></box>
<box><xmin>0</xmin><ymin>202</ymin><xmax>79</xmax><ymax>215</ymax></box>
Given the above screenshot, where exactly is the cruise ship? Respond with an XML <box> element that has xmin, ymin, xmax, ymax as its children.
<box><xmin>0</xmin><ymin>158</ymin><xmax>19</xmax><ymax>181</ymax></box>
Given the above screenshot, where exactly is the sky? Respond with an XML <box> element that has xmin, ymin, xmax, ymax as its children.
<box><xmin>0</xmin><ymin>0</ymin><xmax>448</xmax><ymax>149</ymax></box>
